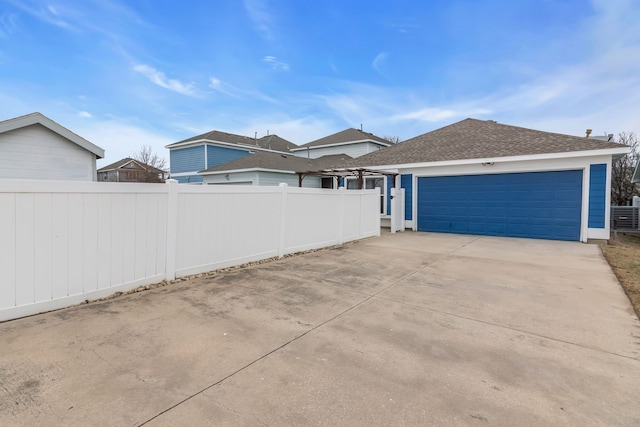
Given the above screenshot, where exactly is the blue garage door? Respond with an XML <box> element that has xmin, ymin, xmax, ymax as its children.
<box><xmin>417</xmin><ymin>171</ymin><xmax>583</xmax><ymax>241</ymax></box>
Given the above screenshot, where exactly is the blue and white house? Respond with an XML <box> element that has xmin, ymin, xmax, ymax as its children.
<box><xmin>168</xmin><ymin>119</ymin><xmax>626</xmax><ymax>242</ymax></box>
<box><xmin>166</xmin><ymin>131</ymin><xmax>296</xmax><ymax>184</ymax></box>
<box><xmin>289</xmin><ymin>128</ymin><xmax>391</xmax><ymax>159</ymax></box>
<box><xmin>351</xmin><ymin>118</ymin><xmax>628</xmax><ymax>242</ymax></box>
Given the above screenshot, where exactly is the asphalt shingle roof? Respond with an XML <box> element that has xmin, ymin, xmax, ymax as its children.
<box><xmin>98</xmin><ymin>158</ymin><xmax>164</xmax><ymax>173</ymax></box>
<box><xmin>293</xmin><ymin>128</ymin><xmax>391</xmax><ymax>149</ymax></box>
<box><xmin>199</xmin><ymin>152</ymin><xmax>353</xmax><ymax>174</ymax></box>
<box><xmin>167</xmin><ymin>131</ymin><xmax>297</xmax><ymax>152</ymax></box>
<box><xmin>350</xmin><ymin>118</ymin><xmax>626</xmax><ymax>167</ymax></box>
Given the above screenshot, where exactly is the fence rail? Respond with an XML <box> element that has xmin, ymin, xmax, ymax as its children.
<box><xmin>0</xmin><ymin>180</ymin><xmax>380</xmax><ymax>321</ymax></box>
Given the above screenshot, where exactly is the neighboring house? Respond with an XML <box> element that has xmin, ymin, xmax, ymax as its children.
<box><xmin>193</xmin><ymin>127</ymin><xmax>389</xmax><ymax>187</ymax></box>
<box><xmin>199</xmin><ymin>151</ymin><xmax>352</xmax><ymax>187</ymax></box>
<box><xmin>349</xmin><ymin>118</ymin><xmax>628</xmax><ymax>242</ymax></box>
<box><xmin>0</xmin><ymin>112</ymin><xmax>105</xmax><ymax>181</ymax></box>
<box><xmin>166</xmin><ymin>130</ymin><xmax>296</xmax><ymax>184</ymax></box>
<box><xmin>290</xmin><ymin>128</ymin><xmax>391</xmax><ymax>159</ymax></box>
<box><xmin>97</xmin><ymin>158</ymin><xmax>166</xmax><ymax>183</ymax></box>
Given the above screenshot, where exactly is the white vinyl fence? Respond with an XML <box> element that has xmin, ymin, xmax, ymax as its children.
<box><xmin>0</xmin><ymin>180</ymin><xmax>380</xmax><ymax>321</ymax></box>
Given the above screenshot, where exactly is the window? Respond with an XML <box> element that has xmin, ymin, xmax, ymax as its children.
<box><xmin>345</xmin><ymin>176</ymin><xmax>386</xmax><ymax>214</ymax></box>
<box><xmin>321</xmin><ymin>177</ymin><xmax>334</xmax><ymax>189</ymax></box>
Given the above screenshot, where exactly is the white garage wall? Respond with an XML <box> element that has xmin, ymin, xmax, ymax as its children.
<box><xmin>0</xmin><ymin>180</ymin><xmax>380</xmax><ymax>321</ymax></box>
<box><xmin>0</xmin><ymin>124</ymin><xmax>97</xmax><ymax>181</ymax></box>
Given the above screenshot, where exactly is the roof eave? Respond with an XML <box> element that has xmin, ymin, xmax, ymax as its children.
<box><xmin>166</xmin><ymin>139</ymin><xmax>291</xmax><ymax>154</ymax></box>
<box><xmin>0</xmin><ymin>112</ymin><xmax>105</xmax><ymax>158</ymax></box>
<box><xmin>291</xmin><ymin>139</ymin><xmax>390</xmax><ymax>151</ymax></box>
<box><xmin>359</xmin><ymin>147</ymin><xmax>631</xmax><ymax>170</ymax></box>
<box><xmin>199</xmin><ymin>167</ymin><xmax>297</xmax><ymax>176</ymax></box>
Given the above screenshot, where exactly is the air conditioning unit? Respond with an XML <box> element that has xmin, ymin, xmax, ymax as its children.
<box><xmin>633</xmin><ymin>196</ymin><xmax>640</xmax><ymax>207</ymax></box>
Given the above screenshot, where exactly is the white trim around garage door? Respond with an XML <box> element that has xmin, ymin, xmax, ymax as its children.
<box><xmin>405</xmin><ymin>155</ymin><xmax>613</xmax><ymax>243</ymax></box>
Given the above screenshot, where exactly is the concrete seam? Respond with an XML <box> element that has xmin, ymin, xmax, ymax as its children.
<box><xmin>137</xmin><ymin>255</ymin><xmax>434</xmax><ymax>426</ymax></box>
<box><xmin>371</xmin><ymin>294</ymin><xmax>640</xmax><ymax>361</ymax></box>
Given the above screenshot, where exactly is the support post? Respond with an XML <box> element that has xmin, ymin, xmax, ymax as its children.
<box><xmin>339</xmin><ymin>187</ymin><xmax>345</xmax><ymax>244</ymax></box>
<box><xmin>165</xmin><ymin>179</ymin><xmax>179</xmax><ymax>281</ymax></box>
<box><xmin>278</xmin><ymin>183</ymin><xmax>288</xmax><ymax>257</ymax></box>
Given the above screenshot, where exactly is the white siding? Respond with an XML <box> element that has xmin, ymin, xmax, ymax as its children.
<box><xmin>203</xmin><ymin>171</ymin><xmax>323</xmax><ymax>188</ymax></box>
<box><xmin>257</xmin><ymin>171</ymin><xmax>322</xmax><ymax>188</ymax></box>
<box><xmin>293</xmin><ymin>142</ymin><xmax>385</xmax><ymax>159</ymax></box>
<box><xmin>0</xmin><ymin>124</ymin><xmax>97</xmax><ymax>181</ymax></box>
<box><xmin>202</xmin><ymin>171</ymin><xmax>257</xmax><ymax>185</ymax></box>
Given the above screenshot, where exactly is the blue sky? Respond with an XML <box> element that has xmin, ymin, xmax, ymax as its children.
<box><xmin>1</xmin><ymin>0</ymin><xmax>639</xmax><ymax>166</ymax></box>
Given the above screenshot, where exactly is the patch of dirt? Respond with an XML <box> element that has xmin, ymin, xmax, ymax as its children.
<box><xmin>600</xmin><ymin>234</ymin><xmax>640</xmax><ymax>319</ymax></box>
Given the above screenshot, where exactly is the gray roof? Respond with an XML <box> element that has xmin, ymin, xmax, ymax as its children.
<box><xmin>0</xmin><ymin>112</ymin><xmax>105</xmax><ymax>158</ymax></box>
<box><xmin>98</xmin><ymin>157</ymin><xmax>164</xmax><ymax>174</ymax></box>
<box><xmin>199</xmin><ymin>152</ymin><xmax>353</xmax><ymax>174</ymax></box>
<box><xmin>292</xmin><ymin>128</ymin><xmax>391</xmax><ymax>150</ymax></box>
<box><xmin>351</xmin><ymin>118</ymin><xmax>627</xmax><ymax>167</ymax></box>
<box><xmin>167</xmin><ymin>130</ymin><xmax>297</xmax><ymax>152</ymax></box>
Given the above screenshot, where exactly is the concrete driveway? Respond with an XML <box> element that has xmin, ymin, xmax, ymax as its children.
<box><xmin>1</xmin><ymin>232</ymin><xmax>639</xmax><ymax>426</ymax></box>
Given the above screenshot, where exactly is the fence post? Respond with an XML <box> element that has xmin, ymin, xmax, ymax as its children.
<box><xmin>400</xmin><ymin>188</ymin><xmax>405</xmax><ymax>232</ymax></box>
<box><xmin>336</xmin><ymin>187</ymin><xmax>345</xmax><ymax>244</ymax></box>
<box><xmin>278</xmin><ymin>183</ymin><xmax>288</xmax><ymax>257</ymax></box>
<box><xmin>165</xmin><ymin>179</ymin><xmax>178</xmax><ymax>281</ymax></box>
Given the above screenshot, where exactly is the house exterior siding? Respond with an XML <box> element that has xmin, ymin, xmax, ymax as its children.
<box><xmin>174</xmin><ymin>175</ymin><xmax>204</xmax><ymax>184</ymax></box>
<box><xmin>169</xmin><ymin>144</ymin><xmax>252</xmax><ymax>184</ymax></box>
<box><xmin>293</xmin><ymin>142</ymin><xmax>384</xmax><ymax>159</ymax></box>
<box><xmin>170</xmin><ymin>145</ymin><xmax>205</xmax><ymax>174</ymax></box>
<box><xmin>202</xmin><ymin>171</ymin><xmax>322</xmax><ymax>188</ymax></box>
<box><xmin>0</xmin><ymin>124</ymin><xmax>97</xmax><ymax>181</ymax></box>
<box><xmin>206</xmin><ymin>145</ymin><xmax>251</xmax><ymax>168</ymax></box>
<box><xmin>401</xmin><ymin>174</ymin><xmax>413</xmax><ymax>221</ymax></box>
<box><xmin>588</xmin><ymin>163</ymin><xmax>607</xmax><ymax>228</ymax></box>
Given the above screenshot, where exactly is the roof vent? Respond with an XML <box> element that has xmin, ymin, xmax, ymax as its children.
<box><xmin>487</xmin><ymin>120</ymin><xmax>497</xmax><ymax>123</ymax></box>
<box><xmin>585</xmin><ymin>129</ymin><xmax>592</xmax><ymax>138</ymax></box>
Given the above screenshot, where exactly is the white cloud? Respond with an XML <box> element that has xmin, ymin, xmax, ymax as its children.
<box><xmin>243</xmin><ymin>0</ymin><xmax>273</xmax><ymax>40</ymax></box>
<box><xmin>372</xmin><ymin>52</ymin><xmax>388</xmax><ymax>75</ymax></box>
<box><xmin>133</xmin><ymin>64</ymin><xmax>198</xmax><ymax>96</ymax></box>
<box><xmin>263</xmin><ymin>56</ymin><xmax>289</xmax><ymax>71</ymax></box>
<box><xmin>0</xmin><ymin>13</ymin><xmax>19</xmax><ymax>38</ymax></box>
<box><xmin>78</xmin><ymin>111</ymin><xmax>92</xmax><ymax>118</ymax></box>
<box><xmin>208</xmin><ymin>76</ymin><xmax>241</xmax><ymax>98</ymax></box>
<box><xmin>75</xmin><ymin>120</ymin><xmax>174</xmax><ymax>167</ymax></box>
<box><xmin>392</xmin><ymin>107</ymin><xmax>492</xmax><ymax>123</ymax></box>
<box><xmin>7</xmin><ymin>0</ymin><xmax>72</xmax><ymax>30</ymax></box>
<box><xmin>209</xmin><ymin>77</ymin><xmax>221</xmax><ymax>89</ymax></box>
<box><xmin>236</xmin><ymin>114</ymin><xmax>336</xmax><ymax>146</ymax></box>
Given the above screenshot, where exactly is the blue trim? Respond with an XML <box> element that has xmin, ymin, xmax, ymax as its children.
<box><xmin>417</xmin><ymin>170</ymin><xmax>583</xmax><ymax>241</ymax></box>
<box><xmin>588</xmin><ymin>164</ymin><xmax>607</xmax><ymax>228</ymax></box>
<box><xmin>400</xmin><ymin>174</ymin><xmax>413</xmax><ymax>220</ymax></box>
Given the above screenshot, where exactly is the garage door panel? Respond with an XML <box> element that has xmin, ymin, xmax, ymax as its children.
<box><xmin>417</xmin><ymin>171</ymin><xmax>583</xmax><ymax>241</ymax></box>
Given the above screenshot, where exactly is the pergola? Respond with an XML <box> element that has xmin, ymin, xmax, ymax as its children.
<box><xmin>296</xmin><ymin>168</ymin><xmax>399</xmax><ymax>189</ymax></box>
